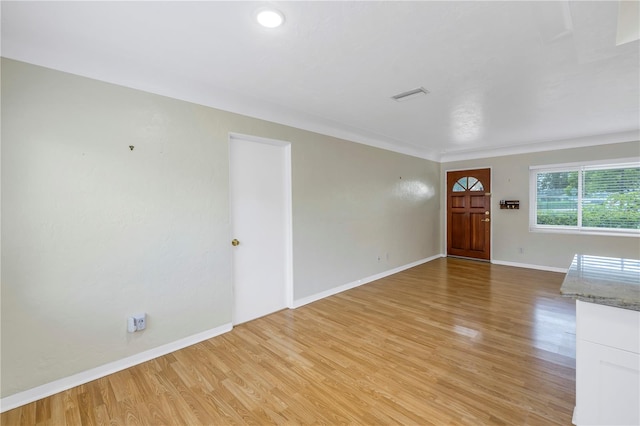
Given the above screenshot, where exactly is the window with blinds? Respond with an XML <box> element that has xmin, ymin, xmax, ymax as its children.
<box><xmin>530</xmin><ymin>161</ymin><xmax>640</xmax><ymax>235</ymax></box>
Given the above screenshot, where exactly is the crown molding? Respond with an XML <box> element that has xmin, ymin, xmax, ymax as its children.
<box><xmin>1</xmin><ymin>57</ymin><xmax>439</xmax><ymax>161</ymax></box>
<box><xmin>2</xmin><ymin>58</ymin><xmax>636</xmax><ymax>165</ymax></box>
<box><xmin>439</xmin><ymin>130</ymin><xmax>640</xmax><ymax>163</ymax></box>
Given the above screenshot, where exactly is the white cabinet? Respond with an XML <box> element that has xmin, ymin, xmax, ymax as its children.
<box><xmin>574</xmin><ymin>300</ymin><xmax>640</xmax><ymax>425</ymax></box>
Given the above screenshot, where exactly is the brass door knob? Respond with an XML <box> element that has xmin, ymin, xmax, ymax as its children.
<box><xmin>231</xmin><ymin>239</ymin><xmax>240</xmax><ymax>246</ymax></box>
<box><xmin>481</xmin><ymin>218</ymin><xmax>490</xmax><ymax>222</ymax></box>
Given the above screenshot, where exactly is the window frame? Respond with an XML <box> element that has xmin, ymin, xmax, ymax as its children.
<box><xmin>529</xmin><ymin>158</ymin><xmax>640</xmax><ymax>237</ymax></box>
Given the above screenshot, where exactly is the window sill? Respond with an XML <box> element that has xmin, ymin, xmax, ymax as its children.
<box><xmin>529</xmin><ymin>226</ymin><xmax>640</xmax><ymax>238</ymax></box>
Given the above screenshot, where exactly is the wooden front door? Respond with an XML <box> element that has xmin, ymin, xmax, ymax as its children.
<box><xmin>447</xmin><ymin>168</ymin><xmax>491</xmax><ymax>260</ymax></box>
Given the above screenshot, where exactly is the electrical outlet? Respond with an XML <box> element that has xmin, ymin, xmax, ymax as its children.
<box><xmin>135</xmin><ymin>313</ymin><xmax>146</xmax><ymax>331</ymax></box>
<box><xmin>127</xmin><ymin>313</ymin><xmax>146</xmax><ymax>332</ymax></box>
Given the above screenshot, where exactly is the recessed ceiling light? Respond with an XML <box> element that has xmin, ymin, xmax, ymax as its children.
<box><xmin>256</xmin><ymin>9</ymin><xmax>285</xmax><ymax>28</ymax></box>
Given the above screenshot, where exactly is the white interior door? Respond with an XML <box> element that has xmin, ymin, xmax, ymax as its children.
<box><xmin>229</xmin><ymin>135</ymin><xmax>292</xmax><ymax>325</ymax></box>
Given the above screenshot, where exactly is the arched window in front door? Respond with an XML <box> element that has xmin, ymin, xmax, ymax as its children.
<box><xmin>452</xmin><ymin>176</ymin><xmax>485</xmax><ymax>192</ymax></box>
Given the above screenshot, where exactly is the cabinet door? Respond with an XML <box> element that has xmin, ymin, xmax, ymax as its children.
<box><xmin>576</xmin><ymin>340</ymin><xmax>640</xmax><ymax>425</ymax></box>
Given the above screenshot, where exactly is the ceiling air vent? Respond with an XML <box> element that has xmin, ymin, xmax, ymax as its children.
<box><xmin>391</xmin><ymin>87</ymin><xmax>429</xmax><ymax>102</ymax></box>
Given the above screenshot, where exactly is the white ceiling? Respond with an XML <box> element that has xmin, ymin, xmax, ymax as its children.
<box><xmin>2</xmin><ymin>1</ymin><xmax>639</xmax><ymax>161</ymax></box>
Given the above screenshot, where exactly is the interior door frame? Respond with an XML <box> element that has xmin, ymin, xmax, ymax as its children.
<box><xmin>444</xmin><ymin>166</ymin><xmax>493</xmax><ymax>261</ymax></box>
<box><xmin>229</xmin><ymin>132</ymin><xmax>294</xmax><ymax>316</ymax></box>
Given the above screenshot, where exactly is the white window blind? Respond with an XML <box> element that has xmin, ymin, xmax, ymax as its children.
<box><xmin>530</xmin><ymin>161</ymin><xmax>640</xmax><ymax>235</ymax></box>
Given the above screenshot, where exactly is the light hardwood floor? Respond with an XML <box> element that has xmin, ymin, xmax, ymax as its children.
<box><xmin>2</xmin><ymin>258</ymin><xmax>576</xmax><ymax>425</ymax></box>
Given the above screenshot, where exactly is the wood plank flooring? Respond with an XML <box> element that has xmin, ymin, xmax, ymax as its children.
<box><xmin>2</xmin><ymin>258</ymin><xmax>576</xmax><ymax>425</ymax></box>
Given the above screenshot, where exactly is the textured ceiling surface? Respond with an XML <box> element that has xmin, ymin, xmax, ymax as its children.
<box><xmin>2</xmin><ymin>1</ymin><xmax>639</xmax><ymax>160</ymax></box>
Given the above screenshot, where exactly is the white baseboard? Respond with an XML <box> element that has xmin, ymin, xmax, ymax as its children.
<box><xmin>292</xmin><ymin>254</ymin><xmax>445</xmax><ymax>309</ymax></box>
<box><xmin>0</xmin><ymin>323</ymin><xmax>233</xmax><ymax>413</ymax></box>
<box><xmin>3</xmin><ymin>254</ymin><xmax>563</xmax><ymax>413</ymax></box>
<box><xmin>491</xmin><ymin>259</ymin><xmax>568</xmax><ymax>273</ymax></box>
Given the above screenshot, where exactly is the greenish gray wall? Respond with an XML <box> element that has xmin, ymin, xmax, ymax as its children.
<box><xmin>442</xmin><ymin>142</ymin><xmax>640</xmax><ymax>269</ymax></box>
<box><xmin>1</xmin><ymin>58</ymin><xmax>441</xmax><ymax>397</ymax></box>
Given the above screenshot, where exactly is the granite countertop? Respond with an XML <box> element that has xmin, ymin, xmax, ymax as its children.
<box><xmin>560</xmin><ymin>254</ymin><xmax>640</xmax><ymax>311</ymax></box>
